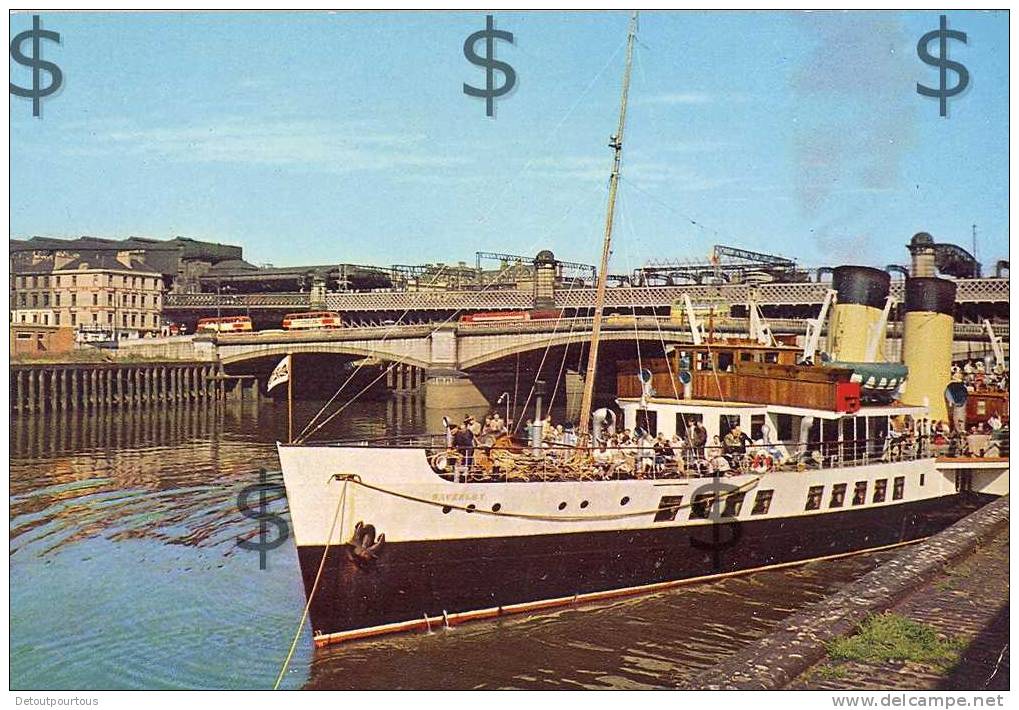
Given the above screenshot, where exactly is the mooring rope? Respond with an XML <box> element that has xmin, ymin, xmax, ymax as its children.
<box><xmin>273</xmin><ymin>478</ymin><xmax>348</xmax><ymax>690</ymax></box>
<box><xmin>338</xmin><ymin>473</ymin><xmax>760</xmax><ymax>523</ymax></box>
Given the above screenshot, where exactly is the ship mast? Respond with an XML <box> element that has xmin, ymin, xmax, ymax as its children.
<box><xmin>577</xmin><ymin>11</ymin><xmax>638</xmax><ymax>437</ymax></box>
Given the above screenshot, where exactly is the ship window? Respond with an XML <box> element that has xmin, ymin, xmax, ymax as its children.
<box><xmin>675</xmin><ymin>412</ymin><xmax>702</xmax><ymax>440</ymax></box>
<box><xmin>636</xmin><ymin>409</ymin><xmax>657</xmax><ymax>436</ymax></box>
<box><xmin>691</xmin><ymin>493</ymin><xmax>714</xmax><ymax>519</ymax></box>
<box><xmin>717</xmin><ymin>351</ymin><xmax>734</xmax><ymax>372</ymax></box>
<box><xmin>653</xmin><ymin>495</ymin><xmax>684</xmax><ymax>522</ymax></box>
<box><xmin>893</xmin><ymin>476</ymin><xmax>905</xmax><ymax>500</ymax></box>
<box><xmin>829</xmin><ymin>483</ymin><xmax>847</xmax><ymax>508</ymax></box>
<box><xmin>776</xmin><ymin>414</ymin><xmax>793</xmax><ymax>442</ymax></box>
<box><xmin>719</xmin><ymin>414</ymin><xmax>740</xmax><ymax>438</ymax></box>
<box><xmin>873</xmin><ymin>479</ymin><xmax>888</xmax><ymax>503</ymax></box>
<box><xmin>805</xmin><ymin>485</ymin><xmax>824</xmax><ymax>511</ymax></box>
<box><xmin>750</xmin><ymin>414</ymin><xmax>766</xmax><ymax>441</ymax></box>
<box><xmin>722</xmin><ymin>491</ymin><xmax>745</xmax><ymax>518</ymax></box>
<box><xmin>696</xmin><ymin>351</ymin><xmax>714</xmax><ymax>371</ymax></box>
<box><xmin>920</xmin><ymin>473</ymin><xmax>925</xmax><ymax>487</ymax></box>
<box><xmin>751</xmin><ymin>490</ymin><xmax>774</xmax><ymax>515</ymax></box>
<box><xmin>763</xmin><ymin>351</ymin><xmax>779</xmax><ymax>364</ymax></box>
<box><xmin>740</xmin><ymin>351</ymin><xmax>754</xmax><ymax>362</ymax></box>
<box><xmin>852</xmin><ymin>482</ymin><xmax>867</xmax><ymax>505</ymax></box>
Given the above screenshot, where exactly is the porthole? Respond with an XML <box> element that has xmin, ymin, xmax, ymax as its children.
<box><xmin>620</xmin><ymin>496</ymin><xmax>630</xmax><ymax>506</ymax></box>
<box><xmin>466</xmin><ymin>504</ymin><xmax>476</xmax><ymax>513</ymax></box>
<box><xmin>491</xmin><ymin>503</ymin><xmax>502</xmax><ymax>512</ymax></box>
<box><xmin>580</xmin><ymin>500</ymin><xmax>589</xmax><ymax>509</ymax></box>
<box><xmin>442</xmin><ymin>505</ymin><xmax>452</xmax><ymax>514</ymax></box>
<box><xmin>558</xmin><ymin>502</ymin><xmax>567</xmax><ymax>511</ymax></box>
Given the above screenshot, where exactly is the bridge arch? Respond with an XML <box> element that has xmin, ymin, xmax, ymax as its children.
<box><xmin>219</xmin><ymin>342</ymin><xmax>431</xmax><ymax>369</ymax></box>
<box><xmin>460</xmin><ymin>328</ymin><xmax>692</xmax><ymax>370</ymax></box>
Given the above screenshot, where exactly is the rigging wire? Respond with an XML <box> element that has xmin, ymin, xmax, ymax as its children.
<box><xmin>296</xmin><ymin>264</ymin><xmax>450</xmax><ymax>441</ymax></box>
<box><xmin>273</xmin><ymin>478</ymin><xmax>348</xmax><ymax>690</ymax></box>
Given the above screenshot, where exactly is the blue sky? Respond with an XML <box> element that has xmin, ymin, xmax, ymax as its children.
<box><xmin>10</xmin><ymin>11</ymin><xmax>1009</xmax><ymax>273</ymax></box>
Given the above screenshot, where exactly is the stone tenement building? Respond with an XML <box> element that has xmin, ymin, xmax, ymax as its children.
<box><xmin>10</xmin><ymin>251</ymin><xmax>165</xmax><ymax>339</ymax></box>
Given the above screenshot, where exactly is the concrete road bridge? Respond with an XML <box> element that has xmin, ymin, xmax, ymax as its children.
<box><xmin>197</xmin><ymin>316</ymin><xmax>1007</xmax><ymax>372</ymax></box>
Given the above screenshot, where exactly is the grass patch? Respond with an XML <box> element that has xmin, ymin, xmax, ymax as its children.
<box><xmin>814</xmin><ymin>663</ymin><xmax>848</xmax><ymax>680</ymax></box>
<box><xmin>827</xmin><ymin>613</ymin><xmax>962</xmax><ymax>671</ymax></box>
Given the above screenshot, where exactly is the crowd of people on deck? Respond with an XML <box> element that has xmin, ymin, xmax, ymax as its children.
<box><xmin>953</xmin><ymin>359</ymin><xmax>1008</xmax><ymax>392</ymax></box>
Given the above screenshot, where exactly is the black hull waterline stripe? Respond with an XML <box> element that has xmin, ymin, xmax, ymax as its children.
<box><xmin>295</xmin><ymin>492</ymin><xmax>995</xmax><ymax>642</ymax></box>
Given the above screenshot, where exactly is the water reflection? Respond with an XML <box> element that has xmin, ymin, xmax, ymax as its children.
<box><xmin>11</xmin><ymin>394</ymin><xmax>891</xmax><ymax>690</ymax></box>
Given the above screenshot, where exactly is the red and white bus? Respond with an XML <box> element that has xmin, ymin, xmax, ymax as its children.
<box><xmin>459</xmin><ymin>310</ymin><xmax>561</xmax><ymax>324</ymax></box>
<box><xmin>282</xmin><ymin>311</ymin><xmax>344</xmax><ymax>330</ymax></box>
<box><xmin>196</xmin><ymin>316</ymin><xmax>253</xmax><ymax>333</ymax></box>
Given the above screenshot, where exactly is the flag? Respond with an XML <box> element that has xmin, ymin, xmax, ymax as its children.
<box><xmin>267</xmin><ymin>355</ymin><xmax>291</xmax><ymax>393</ymax></box>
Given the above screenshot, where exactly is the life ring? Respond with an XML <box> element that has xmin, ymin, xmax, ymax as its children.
<box><xmin>751</xmin><ymin>452</ymin><xmax>774</xmax><ymax>473</ymax></box>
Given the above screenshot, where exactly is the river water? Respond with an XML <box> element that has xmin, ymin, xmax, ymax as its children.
<box><xmin>10</xmin><ymin>396</ymin><xmax>894</xmax><ymax>690</ymax></box>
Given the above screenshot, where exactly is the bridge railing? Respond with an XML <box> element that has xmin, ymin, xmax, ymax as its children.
<box><xmin>164</xmin><ymin>292</ymin><xmax>311</xmax><ymax>308</ymax></box>
<box><xmin>164</xmin><ymin>278</ymin><xmax>1009</xmax><ymax>310</ymax></box>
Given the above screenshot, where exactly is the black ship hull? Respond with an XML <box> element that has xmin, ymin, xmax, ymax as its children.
<box><xmin>296</xmin><ymin>492</ymin><xmax>996</xmax><ymax>643</ymax></box>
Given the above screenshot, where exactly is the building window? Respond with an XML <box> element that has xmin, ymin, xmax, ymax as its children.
<box><xmin>122</xmin><ymin>314</ymin><xmax>128</xmax><ymax>327</ymax></box>
<box><xmin>19</xmin><ymin>293</ymin><xmax>26</xmax><ymax>306</ymax></box>
<box><xmin>71</xmin><ymin>313</ymin><xmax>77</xmax><ymax>326</ymax></box>
<box><xmin>141</xmin><ymin>294</ymin><xmax>147</xmax><ymax>307</ymax></box>
<box><xmin>53</xmin><ymin>313</ymin><xmax>60</xmax><ymax>325</ymax></box>
<box><xmin>92</xmin><ymin>313</ymin><xmax>98</xmax><ymax>323</ymax></box>
<box><xmin>873</xmin><ymin>479</ymin><xmax>888</xmax><ymax>503</ymax></box>
<box><xmin>131</xmin><ymin>313</ymin><xmax>137</xmax><ymax>327</ymax></box>
<box><xmin>893</xmin><ymin>476</ymin><xmax>905</xmax><ymax>500</ymax></box>
<box><xmin>70</xmin><ymin>293</ymin><xmax>76</xmax><ymax>306</ymax></box>
<box><xmin>154</xmin><ymin>315</ymin><xmax>160</xmax><ymax>326</ymax></box>
<box><xmin>54</xmin><ymin>293</ymin><xmax>60</xmax><ymax>307</ymax></box>
<box><xmin>829</xmin><ymin>483</ymin><xmax>847</xmax><ymax>508</ymax></box>
<box><xmin>131</xmin><ymin>294</ymin><xmax>137</xmax><ymax>307</ymax></box>
<box><xmin>852</xmin><ymin>481</ymin><xmax>867</xmax><ymax>505</ymax></box>
<box><xmin>92</xmin><ymin>293</ymin><xmax>98</xmax><ymax>306</ymax></box>
<box><xmin>805</xmin><ymin>485</ymin><xmax>824</xmax><ymax>511</ymax></box>
<box><xmin>653</xmin><ymin>496</ymin><xmax>684</xmax><ymax>523</ymax></box>
<box><xmin>751</xmin><ymin>490</ymin><xmax>774</xmax><ymax>515</ymax></box>
<box><xmin>108</xmin><ymin>293</ymin><xmax>114</xmax><ymax>306</ymax></box>
<box><xmin>107</xmin><ymin>312</ymin><xmax>113</xmax><ymax>324</ymax></box>
<box><xmin>31</xmin><ymin>293</ymin><xmax>38</xmax><ymax>307</ymax></box>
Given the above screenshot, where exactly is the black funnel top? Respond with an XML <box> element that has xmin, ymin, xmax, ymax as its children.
<box><xmin>905</xmin><ymin>277</ymin><xmax>957</xmax><ymax>316</ymax></box>
<box><xmin>832</xmin><ymin>266</ymin><xmax>890</xmax><ymax>309</ymax></box>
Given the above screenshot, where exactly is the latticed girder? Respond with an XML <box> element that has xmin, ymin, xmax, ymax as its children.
<box><xmin>162</xmin><ymin>278</ymin><xmax>1009</xmax><ymax>311</ymax></box>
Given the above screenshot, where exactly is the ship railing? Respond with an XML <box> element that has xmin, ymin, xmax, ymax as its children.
<box><xmin>305</xmin><ymin>434</ymin><xmax>955</xmax><ymax>483</ymax></box>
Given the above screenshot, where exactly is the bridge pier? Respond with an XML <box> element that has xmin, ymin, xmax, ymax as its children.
<box><xmin>423</xmin><ymin>369</ymin><xmax>491</xmax><ymax>412</ymax></box>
